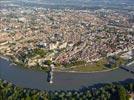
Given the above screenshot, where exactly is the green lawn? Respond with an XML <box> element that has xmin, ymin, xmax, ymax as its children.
<box><xmin>59</xmin><ymin>57</ymin><xmax>125</xmax><ymax>72</ymax></box>
<box><xmin>66</xmin><ymin>58</ymin><xmax>109</xmax><ymax>72</ymax></box>
<box><xmin>68</xmin><ymin>64</ymin><xmax>108</xmax><ymax>72</ymax></box>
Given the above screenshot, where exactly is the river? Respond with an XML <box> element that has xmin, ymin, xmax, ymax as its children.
<box><xmin>0</xmin><ymin>58</ymin><xmax>134</xmax><ymax>91</ymax></box>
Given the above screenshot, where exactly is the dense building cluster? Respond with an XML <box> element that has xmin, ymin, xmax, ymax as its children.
<box><xmin>0</xmin><ymin>7</ymin><xmax>134</xmax><ymax>68</ymax></box>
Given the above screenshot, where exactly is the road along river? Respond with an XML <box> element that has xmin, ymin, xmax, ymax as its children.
<box><xmin>0</xmin><ymin>58</ymin><xmax>134</xmax><ymax>91</ymax></box>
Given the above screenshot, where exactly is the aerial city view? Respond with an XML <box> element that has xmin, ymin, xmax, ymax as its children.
<box><xmin>0</xmin><ymin>0</ymin><xmax>134</xmax><ymax>99</ymax></box>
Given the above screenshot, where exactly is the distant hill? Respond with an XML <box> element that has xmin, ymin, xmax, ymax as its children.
<box><xmin>0</xmin><ymin>0</ymin><xmax>134</xmax><ymax>10</ymax></box>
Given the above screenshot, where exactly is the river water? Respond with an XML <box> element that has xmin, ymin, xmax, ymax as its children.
<box><xmin>0</xmin><ymin>58</ymin><xmax>134</xmax><ymax>91</ymax></box>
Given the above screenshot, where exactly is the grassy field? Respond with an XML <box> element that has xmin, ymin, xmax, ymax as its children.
<box><xmin>66</xmin><ymin>58</ymin><xmax>109</xmax><ymax>72</ymax></box>
<box><xmin>68</xmin><ymin>64</ymin><xmax>108</xmax><ymax>72</ymax></box>
<box><xmin>57</xmin><ymin>57</ymin><xmax>125</xmax><ymax>72</ymax></box>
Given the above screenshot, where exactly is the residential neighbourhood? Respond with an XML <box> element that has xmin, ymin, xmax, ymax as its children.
<box><xmin>0</xmin><ymin>7</ymin><xmax>134</xmax><ymax>71</ymax></box>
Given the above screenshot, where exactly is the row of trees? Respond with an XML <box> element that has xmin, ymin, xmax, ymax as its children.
<box><xmin>0</xmin><ymin>79</ymin><xmax>134</xmax><ymax>100</ymax></box>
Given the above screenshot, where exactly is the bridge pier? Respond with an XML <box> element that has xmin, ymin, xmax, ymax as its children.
<box><xmin>48</xmin><ymin>64</ymin><xmax>55</xmax><ymax>84</ymax></box>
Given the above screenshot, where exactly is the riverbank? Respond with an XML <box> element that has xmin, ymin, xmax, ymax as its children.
<box><xmin>0</xmin><ymin>55</ymin><xmax>129</xmax><ymax>74</ymax></box>
<box><xmin>0</xmin><ymin>57</ymin><xmax>134</xmax><ymax>91</ymax></box>
<box><xmin>0</xmin><ymin>55</ymin><xmax>121</xmax><ymax>73</ymax></box>
<box><xmin>54</xmin><ymin>67</ymin><xmax>119</xmax><ymax>74</ymax></box>
<box><xmin>0</xmin><ymin>78</ymin><xmax>133</xmax><ymax>100</ymax></box>
<box><xmin>55</xmin><ymin>59</ymin><xmax>134</xmax><ymax>74</ymax></box>
<box><xmin>0</xmin><ymin>55</ymin><xmax>50</xmax><ymax>73</ymax></box>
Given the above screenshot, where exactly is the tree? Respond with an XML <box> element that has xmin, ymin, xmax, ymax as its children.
<box><xmin>117</xmin><ymin>86</ymin><xmax>127</xmax><ymax>100</ymax></box>
<box><xmin>128</xmin><ymin>83</ymin><xmax>134</xmax><ymax>92</ymax></box>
